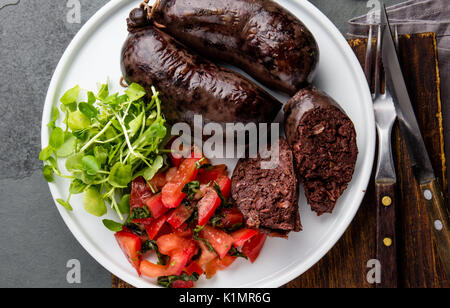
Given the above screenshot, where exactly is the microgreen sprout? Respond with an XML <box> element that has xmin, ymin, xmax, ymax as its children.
<box><xmin>40</xmin><ymin>82</ymin><xmax>168</xmax><ymax>224</ymax></box>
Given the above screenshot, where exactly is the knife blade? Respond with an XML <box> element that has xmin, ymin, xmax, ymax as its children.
<box><xmin>380</xmin><ymin>3</ymin><xmax>450</xmax><ymax>281</ymax></box>
<box><xmin>380</xmin><ymin>6</ymin><xmax>434</xmax><ymax>185</ymax></box>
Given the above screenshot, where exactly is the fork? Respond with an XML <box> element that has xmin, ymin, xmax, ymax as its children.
<box><xmin>365</xmin><ymin>23</ymin><xmax>399</xmax><ymax>288</ymax></box>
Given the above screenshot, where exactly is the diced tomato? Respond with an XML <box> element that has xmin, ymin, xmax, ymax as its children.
<box><xmin>166</xmin><ymin>240</ymin><xmax>197</xmax><ymax>276</ymax></box>
<box><xmin>196</xmin><ymin>164</ymin><xmax>228</xmax><ymax>184</ymax></box>
<box><xmin>166</xmin><ymin>136</ymin><xmax>185</xmax><ymax>167</ymax></box>
<box><xmin>145</xmin><ymin>193</ymin><xmax>169</xmax><ymax>219</ymax></box>
<box><xmin>165</xmin><ymin>167</ymin><xmax>178</xmax><ymax>182</ymax></box>
<box><xmin>148</xmin><ymin>172</ymin><xmax>167</xmax><ymax>191</ymax></box>
<box><xmin>131</xmin><ymin>217</ymin><xmax>153</xmax><ymax>225</ymax></box>
<box><xmin>199</xmin><ymin>226</ymin><xmax>234</xmax><ymax>260</ymax></box>
<box><xmin>144</xmin><ymin>215</ymin><xmax>168</xmax><ymax>240</ymax></box>
<box><xmin>231</xmin><ymin>229</ymin><xmax>259</xmax><ymax>247</ymax></box>
<box><xmin>172</xmin><ymin>223</ymin><xmax>194</xmax><ymax>238</ymax></box>
<box><xmin>162</xmin><ymin>158</ymin><xmax>201</xmax><ymax>208</ymax></box>
<box><xmin>197</xmin><ymin>240</ymin><xmax>218</xmax><ymax>267</ymax></box>
<box><xmin>171</xmin><ymin>280</ymin><xmax>195</xmax><ymax>288</ymax></box>
<box><xmin>130</xmin><ymin>177</ymin><xmax>153</xmax><ymax>211</ymax></box>
<box><xmin>167</xmin><ymin>205</ymin><xmax>194</xmax><ymax>229</ymax></box>
<box><xmin>197</xmin><ymin>175</ymin><xmax>231</xmax><ymax>226</ymax></box>
<box><xmin>219</xmin><ymin>208</ymin><xmax>244</xmax><ymax>228</ymax></box>
<box><xmin>204</xmin><ymin>255</ymin><xmax>237</xmax><ymax>279</ymax></box>
<box><xmin>242</xmin><ymin>233</ymin><xmax>267</xmax><ymax>263</ymax></box>
<box><xmin>141</xmin><ymin>236</ymin><xmax>197</xmax><ymax>279</ymax></box>
<box><xmin>140</xmin><ymin>260</ymin><xmax>167</xmax><ymax>278</ymax></box>
<box><xmin>115</xmin><ymin>230</ymin><xmax>142</xmax><ymax>276</ymax></box>
<box><xmin>185</xmin><ymin>261</ymin><xmax>205</xmax><ymax>276</ymax></box>
<box><xmin>157</xmin><ymin>233</ymin><xmax>188</xmax><ymax>256</ymax></box>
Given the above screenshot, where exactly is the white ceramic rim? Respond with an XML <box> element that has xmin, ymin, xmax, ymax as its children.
<box><xmin>41</xmin><ymin>0</ymin><xmax>375</xmax><ymax>288</ymax></box>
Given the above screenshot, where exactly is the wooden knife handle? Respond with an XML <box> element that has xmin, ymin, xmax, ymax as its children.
<box><xmin>375</xmin><ymin>182</ymin><xmax>398</xmax><ymax>288</ymax></box>
<box><xmin>420</xmin><ymin>179</ymin><xmax>450</xmax><ymax>280</ymax></box>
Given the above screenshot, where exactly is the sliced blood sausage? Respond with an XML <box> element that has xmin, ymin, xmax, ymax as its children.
<box><xmin>231</xmin><ymin>138</ymin><xmax>301</xmax><ymax>235</ymax></box>
<box><xmin>284</xmin><ymin>87</ymin><xmax>358</xmax><ymax>215</ymax></box>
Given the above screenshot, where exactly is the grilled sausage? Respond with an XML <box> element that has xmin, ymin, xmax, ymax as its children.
<box><xmin>151</xmin><ymin>0</ymin><xmax>319</xmax><ymax>96</ymax></box>
<box><xmin>284</xmin><ymin>87</ymin><xmax>358</xmax><ymax>215</ymax></box>
<box><xmin>121</xmin><ymin>9</ymin><xmax>282</xmax><ymax>137</ymax></box>
<box><xmin>231</xmin><ymin>137</ymin><xmax>301</xmax><ymax>236</ymax></box>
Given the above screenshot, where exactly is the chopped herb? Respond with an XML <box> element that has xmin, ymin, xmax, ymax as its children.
<box><xmin>195</xmin><ymin>157</ymin><xmax>206</xmax><ymax>169</ymax></box>
<box><xmin>213</xmin><ymin>181</ymin><xmax>232</xmax><ymax>208</ymax></box>
<box><xmin>229</xmin><ymin>247</ymin><xmax>248</xmax><ymax>259</ymax></box>
<box><xmin>157</xmin><ymin>273</ymin><xmax>200</xmax><ymax>288</ymax></box>
<box><xmin>141</xmin><ymin>240</ymin><xmax>168</xmax><ymax>265</ymax></box>
<box><xmin>182</xmin><ymin>181</ymin><xmax>200</xmax><ymax>200</ymax></box>
<box><xmin>129</xmin><ymin>206</ymin><xmax>152</xmax><ymax>220</ymax></box>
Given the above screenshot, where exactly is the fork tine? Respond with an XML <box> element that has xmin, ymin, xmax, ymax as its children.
<box><xmin>365</xmin><ymin>25</ymin><xmax>374</xmax><ymax>88</ymax></box>
<box><xmin>374</xmin><ymin>24</ymin><xmax>383</xmax><ymax>97</ymax></box>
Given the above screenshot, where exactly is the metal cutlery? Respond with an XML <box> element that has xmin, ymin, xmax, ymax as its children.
<box><xmin>381</xmin><ymin>3</ymin><xmax>450</xmax><ymax>281</ymax></box>
<box><xmin>365</xmin><ymin>20</ymin><xmax>398</xmax><ymax>288</ymax></box>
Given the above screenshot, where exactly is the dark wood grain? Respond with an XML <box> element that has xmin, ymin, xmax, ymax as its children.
<box><xmin>113</xmin><ymin>33</ymin><xmax>448</xmax><ymax>289</ymax></box>
<box><xmin>419</xmin><ymin>179</ymin><xmax>450</xmax><ymax>280</ymax></box>
<box><xmin>376</xmin><ymin>182</ymin><xmax>398</xmax><ymax>288</ymax></box>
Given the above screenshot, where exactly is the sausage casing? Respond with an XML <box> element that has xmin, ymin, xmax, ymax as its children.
<box><xmin>121</xmin><ymin>19</ymin><xmax>282</xmax><ymax>136</ymax></box>
<box><xmin>152</xmin><ymin>0</ymin><xmax>319</xmax><ymax>95</ymax></box>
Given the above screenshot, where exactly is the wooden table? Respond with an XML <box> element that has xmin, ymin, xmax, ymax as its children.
<box><xmin>113</xmin><ymin>33</ymin><xmax>449</xmax><ymax>289</ymax></box>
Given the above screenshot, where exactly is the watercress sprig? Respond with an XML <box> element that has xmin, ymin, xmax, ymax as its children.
<box><xmin>40</xmin><ymin>82</ymin><xmax>168</xmax><ymax>222</ymax></box>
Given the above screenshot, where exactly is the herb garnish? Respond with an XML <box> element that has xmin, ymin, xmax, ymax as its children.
<box><xmin>182</xmin><ymin>181</ymin><xmax>200</xmax><ymax>200</ymax></box>
<box><xmin>157</xmin><ymin>273</ymin><xmax>200</xmax><ymax>288</ymax></box>
<box><xmin>40</xmin><ymin>83</ymin><xmax>167</xmax><ymax>223</ymax></box>
<box><xmin>129</xmin><ymin>206</ymin><xmax>152</xmax><ymax>220</ymax></box>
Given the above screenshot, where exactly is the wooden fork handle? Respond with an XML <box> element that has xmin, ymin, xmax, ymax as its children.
<box><xmin>375</xmin><ymin>182</ymin><xmax>398</xmax><ymax>288</ymax></box>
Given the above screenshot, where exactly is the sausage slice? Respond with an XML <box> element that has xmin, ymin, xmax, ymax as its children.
<box><xmin>231</xmin><ymin>138</ymin><xmax>301</xmax><ymax>236</ymax></box>
<box><xmin>284</xmin><ymin>87</ymin><xmax>358</xmax><ymax>215</ymax></box>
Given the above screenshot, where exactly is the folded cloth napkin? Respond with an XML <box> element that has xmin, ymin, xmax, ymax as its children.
<box><xmin>348</xmin><ymin>0</ymin><xmax>450</xmax><ymax>120</ymax></box>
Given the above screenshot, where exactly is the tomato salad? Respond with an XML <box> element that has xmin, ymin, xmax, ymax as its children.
<box><xmin>115</xmin><ymin>151</ymin><xmax>267</xmax><ymax>288</ymax></box>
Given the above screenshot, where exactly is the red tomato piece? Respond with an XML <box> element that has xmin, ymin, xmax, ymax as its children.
<box><xmin>171</xmin><ymin>280</ymin><xmax>194</xmax><ymax>288</ymax></box>
<box><xmin>165</xmin><ymin>240</ymin><xmax>197</xmax><ymax>276</ymax></box>
<box><xmin>131</xmin><ymin>217</ymin><xmax>153</xmax><ymax>225</ymax></box>
<box><xmin>166</xmin><ymin>136</ymin><xmax>185</xmax><ymax>167</ymax></box>
<box><xmin>145</xmin><ymin>193</ymin><xmax>169</xmax><ymax>219</ymax></box>
<box><xmin>242</xmin><ymin>233</ymin><xmax>267</xmax><ymax>263</ymax></box>
<box><xmin>148</xmin><ymin>172</ymin><xmax>167</xmax><ymax>191</ymax></box>
<box><xmin>219</xmin><ymin>208</ymin><xmax>244</xmax><ymax>228</ymax></box>
<box><xmin>197</xmin><ymin>175</ymin><xmax>231</xmax><ymax>226</ymax></box>
<box><xmin>172</xmin><ymin>223</ymin><xmax>193</xmax><ymax>238</ymax></box>
<box><xmin>231</xmin><ymin>229</ymin><xmax>259</xmax><ymax>247</ymax></box>
<box><xmin>140</xmin><ymin>260</ymin><xmax>167</xmax><ymax>278</ymax></box>
<box><xmin>197</xmin><ymin>240</ymin><xmax>218</xmax><ymax>267</ymax></box>
<box><xmin>157</xmin><ymin>233</ymin><xmax>188</xmax><ymax>256</ymax></box>
<box><xmin>130</xmin><ymin>176</ymin><xmax>153</xmax><ymax>211</ymax></box>
<box><xmin>162</xmin><ymin>158</ymin><xmax>201</xmax><ymax>208</ymax></box>
<box><xmin>115</xmin><ymin>230</ymin><xmax>142</xmax><ymax>276</ymax></box>
<box><xmin>144</xmin><ymin>215</ymin><xmax>168</xmax><ymax>240</ymax></box>
<box><xmin>196</xmin><ymin>164</ymin><xmax>228</xmax><ymax>184</ymax></box>
<box><xmin>204</xmin><ymin>255</ymin><xmax>237</xmax><ymax>279</ymax></box>
<box><xmin>199</xmin><ymin>226</ymin><xmax>234</xmax><ymax>260</ymax></box>
<box><xmin>167</xmin><ymin>205</ymin><xmax>194</xmax><ymax>229</ymax></box>
<box><xmin>185</xmin><ymin>261</ymin><xmax>205</xmax><ymax>276</ymax></box>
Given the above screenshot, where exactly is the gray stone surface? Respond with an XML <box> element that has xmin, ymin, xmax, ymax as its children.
<box><xmin>0</xmin><ymin>0</ymin><xmax>438</xmax><ymax>288</ymax></box>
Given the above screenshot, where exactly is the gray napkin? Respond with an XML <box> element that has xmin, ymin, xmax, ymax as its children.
<box><xmin>348</xmin><ymin>0</ymin><xmax>450</xmax><ymax>118</ymax></box>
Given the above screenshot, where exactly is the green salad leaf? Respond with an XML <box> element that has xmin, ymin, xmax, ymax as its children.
<box><xmin>40</xmin><ymin>82</ymin><xmax>168</xmax><ymax>226</ymax></box>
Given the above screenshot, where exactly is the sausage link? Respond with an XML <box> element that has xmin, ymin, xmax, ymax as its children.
<box><xmin>151</xmin><ymin>0</ymin><xmax>319</xmax><ymax>95</ymax></box>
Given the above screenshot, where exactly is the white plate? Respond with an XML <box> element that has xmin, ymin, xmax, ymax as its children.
<box><xmin>42</xmin><ymin>0</ymin><xmax>375</xmax><ymax>288</ymax></box>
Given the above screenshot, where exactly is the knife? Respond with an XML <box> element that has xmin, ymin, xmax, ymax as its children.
<box><xmin>381</xmin><ymin>4</ymin><xmax>450</xmax><ymax>280</ymax></box>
